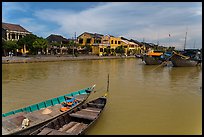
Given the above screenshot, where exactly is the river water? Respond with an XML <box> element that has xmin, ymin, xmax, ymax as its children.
<box><xmin>2</xmin><ymin>58</ymin><xmax>202</xmax><ymax>135</ymax></box>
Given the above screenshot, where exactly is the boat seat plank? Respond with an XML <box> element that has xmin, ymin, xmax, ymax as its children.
<box><xmin>70</xmin><ymin>123</ymin><xmax>88</xmax><ymax>134</ymax></box>
<box><xmin>81</xmin><ymin>108</ymin><xmax>101</xmax><ymax>114</ymax></box>
<box><xmin>70</xmin><ymin>113</ymin><xmax>97</xmax><ymax>120</ymax></box>
<box><xmin>38</xmin><ymin>127</ymin><xmax>73</xmax><ymax>135</ymax></box>
<box><xmin>47</xmin><ymin>129</ymin><xmax>73</xmax><ymax>135</ymax></box>
<box><xmin>85</xmin><ymin>107</ymin><xmax>102</xmax><ymax>112</ymax></box>
<box><xmin>76</xmin><ymin>110</ymin><xmax>99</xmax><ymax>116</ymax></box>
<box><xmin>88</xmin><ymin>103</ymin><xmax>104</xmax><ymax>108</ymax></box>
<box><xmin>58</xmin><ymin>122</ymin><xmax>77</xmax><ymax>132</ymax></box>
<box><xmin>37</xmin><ymin>127</ymin><xmax>54</xmax><ymax>135</ymax></box>
<box><xmin>66</xmin><ymin>122</ymin><xmax>88</xmax><ymax>134</ymax></box>
<box><xmin>65</xmin><ymin>122</ymin><xmax>88</xmax><ymax>134</ymax></box>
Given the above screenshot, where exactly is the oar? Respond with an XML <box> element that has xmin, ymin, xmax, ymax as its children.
<box><xmin>150</xmin><ymin>52</ymin><xmax>177</xmax><ymax>71</ymax></box>
<box><xmin>151</xmin><ymin>61</ymin><xmax>167</xmax><ymax>71</ymax></box>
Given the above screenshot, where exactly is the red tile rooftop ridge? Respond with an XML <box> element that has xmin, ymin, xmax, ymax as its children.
<box><xmin>2</xmin><ymin>22</ymin><xmax>30</xmax><ymax>33</ymax></box>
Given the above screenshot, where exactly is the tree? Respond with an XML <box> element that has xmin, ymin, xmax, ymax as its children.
<box><xmin>33</xmin><ymin>37</ymin><xmax>48</xmax><ymax>55</ymax></box>
<box><xmin>115</xmin><ymin>45</ymin><xmax>125</xmax><ymax>56</ymax></box>
<box><xmin>2</xmin><ymin>38</ymin><xmax>7</xmax><ymax>56</ymax></box>
<box><xmin>2</xmin><ymin>40</ymin><xmax>19</xmax><ymax>56</ymax></box>
<box><xmin>84</xmin><ymin>45</ymin><xmax>92</xmax><ymax>54</ymax></box>
<box><xmin>17</xmin><ymin>34</ymin><xmax>38</xmax><ymax>54</ymax></box>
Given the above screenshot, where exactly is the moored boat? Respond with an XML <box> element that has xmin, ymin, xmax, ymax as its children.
<box><xmin>2</xmin><ymin>85</ymin><xmax>96</xmax><ymax>135</ymax></box>
<box><xmin>142</xmin><ymin>52</ymin><xmax>164</xmax><ymax>65</ymax></box>
<box><xmin>30</xmin><ymin>92</ymin><xmax>108</xmax><ymax>135</ymax></box>
<box><xmin>171</xmin><ymin>51</ymin><xmax>201</xmax><ymax>67</ymax></box>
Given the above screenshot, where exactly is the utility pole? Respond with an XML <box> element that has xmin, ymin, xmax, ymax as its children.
<box><xmin>72</xmin><ymin>36</ymin><xmax>74</xmax><ymax>57</ymax></box>
<box><xmin>74</xmin><ymin>32</ymin><xmax>76</xmax><ymax>57</ymax></box>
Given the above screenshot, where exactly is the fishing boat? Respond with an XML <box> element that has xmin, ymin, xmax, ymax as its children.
<box><xmin>171</xmin><ymin>51</ymin><xmax>201</xmax><ymax>67</ymax></box>
<box><xmin>2</xmin><ymin>85</ymin><xmax>96</xmax><ymax>135</ymax></box>
<box><xmin>142</xmin><ymin>51</ymin><xmax>164</xmax><ymax>65</ymax></box>
<box><xmin>170</xmin><ymin>29</ymin><xmax>202</xmax><ymax>67</ymax></box>
<box><xmin>30</xmin><ymin>74</ymin><xmax>110</xmax><ymax>135</ymax></box>
<box><xmin>135</xmin><ymin>54</ymin><xmax>143</xmax><ymax>58</ymax></box>
<box><xmin>30</xmin><ymin>92</ymin><xmax>107</xmax><ymax>135</ymax></box>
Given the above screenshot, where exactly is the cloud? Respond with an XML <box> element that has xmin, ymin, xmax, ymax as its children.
<box><xmin>2</xmin><ymin>2</ymin><xmax>29</xmax><ymax>22</ymax></box>
<box><xmin>3</xmin><ymin>2</ymin><xmax>202</xmax><ymax>49</ymax></box>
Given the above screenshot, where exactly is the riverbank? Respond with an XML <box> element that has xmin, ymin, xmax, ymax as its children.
<box><xmin>2</xmin><ymin>55</ymin><xmax>136</xmax><ymax>64</ymax></box>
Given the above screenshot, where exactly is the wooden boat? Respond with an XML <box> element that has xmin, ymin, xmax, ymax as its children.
<box><xmin>2</xmin><ymin>85</ymin><xmax>96</xmax><ymax>135</ymax></box>
<box><xmin>135</xmin><ymin>54</ymin><xmax>143</xmax><ymax>58</ymax></box>
<box><xmin>171</xmin><ymin>51</ymin><xmax>201</xmax><ymax>67</ymax></box>
<box><xmin>30</xmin><ymin>92</ymin><xmax>108</xmax><ymax>135</ymax></box>
<box><xmin>142</xmin><ymin>52</ymin><xmax>164</xmax><ymax>65</ymax></box>
<box><xmin>30</xmin><ymin>74</ymin><xmax>110</xmax><ymax>135</ymax></box>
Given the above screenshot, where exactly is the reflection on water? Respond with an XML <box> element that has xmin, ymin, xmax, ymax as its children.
<box><xmin>2</xmin><ymin>59</ymin><xmax>202</xmax><ymax>135</ymax></box>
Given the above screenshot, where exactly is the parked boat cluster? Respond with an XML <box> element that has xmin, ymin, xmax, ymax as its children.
<box><xmin>136</xmin><ymin>49</ymin><xmax>202</xmax><ymax>67</ymax></box>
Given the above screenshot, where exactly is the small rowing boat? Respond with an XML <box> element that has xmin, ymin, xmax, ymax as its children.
<box><xmin>30</xmin><ymin>92</ymin><xmax>108</xmax><ymax>135</ymax></box>
<box><xmin>30</xmin><ymin>74</ymin><xmax>109</xmax><ymax>135</ymax></box>
<box><xmin>2</xmin><ymin>85</ymin><xmax>96</xmax><ymax>135</ymax></box>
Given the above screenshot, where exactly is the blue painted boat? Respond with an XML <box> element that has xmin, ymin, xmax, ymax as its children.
<box><xmin>2</xmin><ymin>85</ymin><xmax>96</xmax><ymax>135</ymax></box>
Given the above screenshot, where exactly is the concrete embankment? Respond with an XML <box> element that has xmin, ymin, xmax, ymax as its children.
<box><xmin>2</xmin><ymin>55</ymin><xmax>136</xmax><ymax>64</ymax></box>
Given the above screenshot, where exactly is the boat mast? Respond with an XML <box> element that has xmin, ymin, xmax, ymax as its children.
<box><xmin>193</xmin><ymin>40</ymin><xmax>196</xmax><ymax>49</ymax></box>
<box><xmin>184</xmin><ymin>29</ymin><xmax>188</xmax><ymax>50</ymax></box>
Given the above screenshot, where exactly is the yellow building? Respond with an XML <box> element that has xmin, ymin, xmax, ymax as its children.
<box><xmin>120</xmin><ymin>38</ymin><xmax>139</xmax><ymax>55</ymax></box>
<box><xmin>77</xmin><ymin>32</ymin><xmax>141</xmax><ymax>56</ymax></box>
<box><xmin>77</xmin><ymin>32</ymin><xmax>103</xmax><ymax>54</ymax></box>
<box><xmin>97</xmin><ymin>35</ymin><xmax>122</xmax><ymax>56</ymax></box>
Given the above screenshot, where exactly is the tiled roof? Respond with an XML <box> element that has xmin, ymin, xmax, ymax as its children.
<box><xmin>78</xmin><ymin>32</ymin><xmax>104</xmax><ymax>38</ymax></box>
<box><xmin>2</xmin><ymin>22</ymin><xmax>30</xmax><ymax>33</ymax></box>
<box><xmin>46</xmin><ymin>34</ymin><xmax>69</xmax><ymax>43</ymax></box>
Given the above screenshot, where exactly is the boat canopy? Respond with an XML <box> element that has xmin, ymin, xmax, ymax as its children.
<box><xmin>147</xmin><ymin>52</ymin><xmax>163</xmax><ymax>56</ymax></box>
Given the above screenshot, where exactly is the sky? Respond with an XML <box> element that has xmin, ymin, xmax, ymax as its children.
<box><xmin>2</xmin><ymin>2</ymin><xmax>202</xmax><ymax>50</ymax></box>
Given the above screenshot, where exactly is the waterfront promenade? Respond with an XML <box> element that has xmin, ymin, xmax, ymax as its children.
<box><xmin>2</xmin><ymin>55</ymin><xmax>135</xmax><ymax>64</ymax></box>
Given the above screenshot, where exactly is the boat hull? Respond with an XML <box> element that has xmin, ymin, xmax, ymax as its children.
<box><xmin>142</xmin><ymin>55</ymin><xmax>163</xmax><ymax>65</ymax></box>
<box><xmin>2</xmin><ymin>86</ymin><xmax>95</xmax><ymax>135</ymax></box>
<box><xmin>30</xmin><ymin>95</ymin><xmax>107</xmax><ymax>135</ymax></box>
<box><xmin>171</xmin><ymin>54</ymin><xmax>199</xmax><ymax>67</ymax></box>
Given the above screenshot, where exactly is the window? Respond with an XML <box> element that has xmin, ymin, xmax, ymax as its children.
<box><xmin>118</xmin><ymin>41</ymin><xmax>121</xmax><ymax>44</ymax></box>
<box><xmin>12</xmin><ymin>34</ymin><xmax>15</xmax><ymax>39</ymax></box>
<box><xmin>100</xmin><ymin>48</ymin><xmax>103</xmax><ymax>52</ymax></box>
<box><xmin>79</xmin><ymin>39</ymin><xmax>83</xmax><ymax>44</ymax></box>
<box><xmin>111</xmin><ymin>40</ymin><xmax>113</xmax><ymax>44</ymax></box>
<box><xmin>94</xmin><ymin>39</ymin><xmax>101</xmax><ymax>43</ymax></box>
<box><xmin>19</xmin><ymin>35</ymin><xmax>22</xmax><ymax>39</ymax></box>
<box><xmin>124</xmin><ymin>46</ymin><xmax>127</xmax><ymax>48</ymax></box>
<box><xmin>86</xmin><ymin>38</ymin><xmax>91</xmax><ymax>44</ymax></box>
<box><xmin>115</xmin><ymin>41</ymin><xmax>117</xmax><ymax>44</ymax></box>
